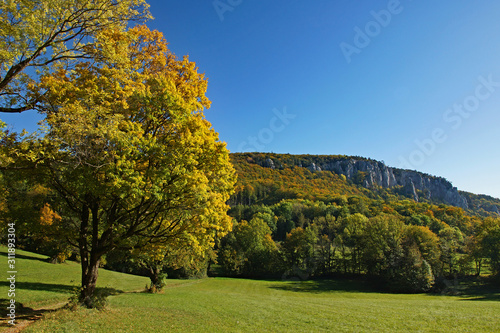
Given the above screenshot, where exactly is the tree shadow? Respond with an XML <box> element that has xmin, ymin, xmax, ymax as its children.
<box><xmin>0</xmin><ymin>251</ymin><xmax>49</xmax><ymax>263</ymax></box>
<box><xmin>0</xmin><ymin>281</ymin><xmax>76</xmax><ymax>294</ymax></box>
<box><xmin>0</xmin><ymin>281</ymin><xmax>123</xmax><ymax>295</ymax></box>
<box><xmin>0</xmin><ymin>298</ymin><xmax>64</xmax><ymax>327</ymax></box>
<box><xmin>0</xmin><ymin>282</ymin><xmax>124</xmax><ymax>323</ymax></box>
<box><xmin>456</xmin><ymin>278</ymin><xmax>500</xmax><ymax>302</ymax></box>
<box><xmin>269</xmin><ymin>278</ymin><xmax>380</xmax><ymax>294</ymax></box>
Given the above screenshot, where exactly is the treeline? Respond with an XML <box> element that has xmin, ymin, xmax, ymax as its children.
<box><xmin>219</xmin><ymin>198</ymin><xmax>500</xmax><ymax>292</ymax></box>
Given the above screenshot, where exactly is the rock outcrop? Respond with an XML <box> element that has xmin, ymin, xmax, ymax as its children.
<box><xmin>255</xmin><ymin>156</ymin><xmax>469</xmax><ymax>209</ymax></box>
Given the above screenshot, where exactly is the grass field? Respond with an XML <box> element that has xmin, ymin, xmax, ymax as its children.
<box><xmin>1</xmin><ymin>247</ymin><xmax>499</xmax><ymax>332</ymax></box>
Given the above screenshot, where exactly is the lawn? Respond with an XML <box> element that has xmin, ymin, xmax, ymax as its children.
<box><xmin>1</xmin><ymin>247</ymin><xmax>499</xmax><ymax>332</ymax></box>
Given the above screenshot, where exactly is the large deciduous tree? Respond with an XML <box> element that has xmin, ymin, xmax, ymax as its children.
<box><xmin>0</xmin><ymin>0</ymin><xmax>150</xmax><ymax>113</ymax></box>
<box><xmin>5</xmin><ymin>25</ymin><xmax>235</xmax><ymax>307</ymax></box>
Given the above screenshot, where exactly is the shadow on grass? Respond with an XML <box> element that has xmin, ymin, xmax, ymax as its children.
<box><xmin>0</xmin><ymin>281</ymin><xmax>124</xmax><ymax>295</ymax></box>
<box><xmin>269</xmin><ymin>278</ymin><xmax>380</xmax><ymax>294</ymax></box>
<box><xmin>0</xmin><ymin>281</ymin><xmax>76</xmax><ymax>294</ymax></box>
<box><xmin>0</xmin><ymin>250</ymin><xmax>49</xmax><ymax>263</ymax></box>
<box><xmin>271</xmin><ymin>276</ymin><xmax>500</xmax><ymax>300</ymax></box>
<box><xmin>0</xmin><ymin>282</ymin><xmax>125</xmax><ymax>325</ymax></box>
<box><xmin>457</xmin><ymin>278</ymin><xmax>500</xmax><ymax>302</ymax></box>
<box><xmin>0</xmin><ymin>298</ymin><xmax>63</xmax><ymax>327</ymax></box>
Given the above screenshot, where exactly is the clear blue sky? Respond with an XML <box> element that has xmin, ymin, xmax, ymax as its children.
<box><xmin>3</xmin><ymin>0</ymin><xmax>500</xmax><ymax>199</ymax></box>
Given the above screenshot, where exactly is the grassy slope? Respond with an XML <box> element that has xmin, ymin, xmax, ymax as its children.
<box><xmin>1</xmin><ymin>247</ymin><xmax>499</xmax><ymax>332</ymax></box>
<box><xmin>0</xmin><ymin>246</ymin><xmax>149</xmax><ymax>310</ymax></box>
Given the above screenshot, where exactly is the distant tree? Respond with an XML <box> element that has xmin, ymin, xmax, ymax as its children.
<box><xmin>312</xmin><ymin>214</ymin><xmax>337</xmax><ymax>275</ymax></box>
<box><xmin>388</xmin><ymin>243</ymin><xmax>435</xmax><ymax>293</ymax></box>
<box><xmin>128</xmin><ymin>239</ymin><xmax>215</xmax><ymax>292</ymax></box>
<box><xmin>252</xmin><ymin>211</ymin><xmax>277</xmax><ymax>234</ymax></box>
<box><xmin>353</xmin><ymin>171</ymin><xmax>367</xmax><ymax>185</ymax></box>
<box><xmin>403</xmin><ymin>225</ymin><xmax>440</xmax><ymax>274</ymax></box>
<box><xmin>336</xmin><ymin>213</ymin><xmax>368</xmax><ymax>274</ymax></box>
<box><xmin>282</xmin><ymin>226</ymin><xmax>316</xmax><ymax>278</ymax></box>
<box><xmin>479</xmin><ymin>217</ymin><xmax>500</xmax><ymax>275</ymax></box>
<box><xmin>438</xmin><ymin>227</ymin><xmax>464</xmax><ymax>277</ymax></box>
<box><xmin>361</xmin><ymin>214</ymin><xmax>405</xmax><ymax>276</ymax></box>
<box><xmin>0</xmin><ymin>171</ymin><xmax>73</xmax><ymax>263</ymax></box>
<box><xmin>219</xmin><ymin>217</ymin><xmax>278</xmax><ymax>277</ymax></box>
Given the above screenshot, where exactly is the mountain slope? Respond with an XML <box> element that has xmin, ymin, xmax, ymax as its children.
<box><xmin>230</xmin><ymin>152</ymin><xmax>500</xmax><ymax>217</ymax></box>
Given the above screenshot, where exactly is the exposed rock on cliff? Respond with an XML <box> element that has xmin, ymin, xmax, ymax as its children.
<box><xmin>250</xmin><ymin>154</ymin><xmax>469</xmax><ymax>209</ymax></box>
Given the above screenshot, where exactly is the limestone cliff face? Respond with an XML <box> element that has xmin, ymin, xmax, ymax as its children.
<box><xmin>257</xmin><ymin>156</ymin><xmax>469</xmax><ymax>209</ymax></box>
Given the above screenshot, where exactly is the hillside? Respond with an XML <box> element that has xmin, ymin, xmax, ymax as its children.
<box><xmin>230</xmin><ymin>152</ymin><xmax>500</xmax><ymax>217</ymax></box>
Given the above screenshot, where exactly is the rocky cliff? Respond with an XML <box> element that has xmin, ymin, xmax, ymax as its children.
<box><xmin>252</xmin><ymin>154</ymin><xmax>469</xmax><ymax>209</ymax></box>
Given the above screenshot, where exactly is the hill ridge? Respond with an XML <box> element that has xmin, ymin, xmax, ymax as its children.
<box><xmin>230</xmin><ymin>152</ymin><xmax>500</xmax><ymax>216</ymax></box>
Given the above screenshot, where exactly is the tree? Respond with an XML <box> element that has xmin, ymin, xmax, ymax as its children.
<box><xmin>336</xmin><ymin>213</ymin><xmax>368</xmax><ymax>274</ymax></box>
<box><xmin>128</xmin><ymin>238</ymin><xmax>214</xmax><ymax>292</ymax></box>
<box><xmin>388</xmin><ymin>243</ymin><xmax>435</xmax><ymax>293</ymax></box>
<box><xmin>438</xmin><ymin>227</ymin><xmax>464</xmax><ymax>276</ymax></box>
<box><xmin>403</xmin><ymin>225</ymin><xmax>440</xmax><ymax>274</ymax></box>
<box><xmin>361</xmin><ymin>214</ymin><xmax>405</xmax><ymax>276</ymax></box>
<box><xmin>281</xmin><ymin>226</ymin><xmax>316</xmax><ymax>278</ymax></box>
<box><xmin>0</xmin><ymin>0</ymin><xmax>150</xmax><ymax>113</ymax></box>
<box><xmin>312</xmin><ymin>214</ymin><xmax>337</xmax><ymax>275</ymax></box>
<box><xmin>219</xmin><ymin>217</ymin><xmax>278</xmax><ymax>277</ymax></box>
<box><xmin>478</xmin><ymin>217</ymin><xmax>500</xmax><ymax>276</ymax></box>
<box><xmin>5</xmin><ymin>26</ymin><xmax>235</xmax><ymax>307</ymax></box>
<box><xmin>0</xmin><ymin>178</ymin><xmax>73</xmax><ymax>263</ymax></box>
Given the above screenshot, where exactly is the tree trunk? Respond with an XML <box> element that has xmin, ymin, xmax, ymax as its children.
<box><xmin>475</xmin><ymin>259</ymin><xmax>482</xmax><ymax>276</ymax></box>
<box><xmin>147</xmin><ymin>265</ymin><xmax>164</xmax><ymax>293</ymax></box>
<box><xmin>80</xmin><ymin>255</ymin><xmax>101</xmax><ymax>307</ymax></box>
<box><xmin>78</xmin><ymin>196</ymin><xmax>104</xmax><ymax>307</ymax></box>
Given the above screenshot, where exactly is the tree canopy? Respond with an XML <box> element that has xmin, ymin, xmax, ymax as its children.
<box><xmin>0</xmin><ymin>0</ymin><xmax>150</xmax><ymax>113</ymax></box>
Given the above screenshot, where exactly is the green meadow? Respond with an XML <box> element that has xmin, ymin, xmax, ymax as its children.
<box><xmin>1</xmin><ymin>247</ymin><xmax>499</xmax><ymax>332</ymax></box>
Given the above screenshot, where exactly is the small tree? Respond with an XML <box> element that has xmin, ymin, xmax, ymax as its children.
<box><xmin>404</xmin><ymin>225</ymin><xmax>440</xmax><ymax>275</ymax></box>
<box><xmin>336</xmin><ymin>213</ymin><xmax>368</xmax><ymax>274</ymax></box>
<box><xmin>438</xmin><ymin>227</ymin><xmax>464</xmax><ymax>277</ymax></box>
<box><xmin>361</xmin><ymin>214</ymin><xmax>405</xmax><ymax>276</ymax></box>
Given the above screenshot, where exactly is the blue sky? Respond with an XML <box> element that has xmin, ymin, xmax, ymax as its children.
<box><xmin>3</xmin><ymin>0</ymin><xmax>500</xmax><ymax>199</ymax></box>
